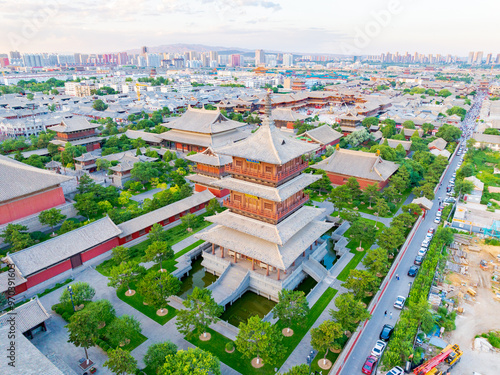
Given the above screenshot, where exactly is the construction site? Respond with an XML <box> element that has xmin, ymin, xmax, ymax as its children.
<box><xmin>423</xmin><ymin>233</ymin><xmax>500</xmax><ymax>375</ymax></box>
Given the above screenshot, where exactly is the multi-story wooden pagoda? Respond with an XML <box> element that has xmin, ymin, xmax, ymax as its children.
<box><xmin>196</xmin><ymin>92</ymin><xmax>333</xmax><ymax>303</ymax></box>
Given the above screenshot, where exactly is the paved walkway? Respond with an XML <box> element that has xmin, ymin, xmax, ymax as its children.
<box><xmin>35</xmin><ymin>267</ymin><xmax>241</xmax><ymax>375</ymax></box>
<box><xmin>130</xmin><ymin>187</ymin><xmax>164</xmax><ymax>203</ymax></box>
<box><xmin>172</xmin><ymin>234</ymin><xmax>201</xmax><ymax>253</ymax></box>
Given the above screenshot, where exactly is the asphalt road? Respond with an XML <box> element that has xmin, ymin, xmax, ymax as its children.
<box><xmin>338</xmin><ymin>95</ymin><xmax>484</xmax><ymax>375</ymax></box>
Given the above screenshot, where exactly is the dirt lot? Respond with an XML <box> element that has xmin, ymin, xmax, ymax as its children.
<box><xmin>444</xmin><ymin>238</ymin><xmax>500</xmax><ymax>375</ymax></box>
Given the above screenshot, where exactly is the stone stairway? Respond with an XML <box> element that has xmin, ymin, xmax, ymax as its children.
<box><xmin>208</xmin><ymin>265</ymin><xmax>250</xmax><ymax>307</ymax></box>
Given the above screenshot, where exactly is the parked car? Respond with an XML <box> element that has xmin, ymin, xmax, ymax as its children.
<box><xmin>434</xmin><ymin>216</ymin><xmax>441</xmax><ymax>224</ymax></box>
<box><xmin>387</xmin><ymin>366</ymin><xmax>404</xmax><ymax>375</ymax></box>
<box><xmin>362</xmin><ymin>355</ymin><xmax>378</xmax><ymax>375</ymax></box>
<box><xmin>422</xmin><ymin>239</ymin><xmax>430</xmax><ymax>248</ymax></box>
<box><xmin>379</xmin><ymin>324</ymin><xmax>394</xmax><ymax>341</ymax></box>
<box><xmin>417</xmin><ymin>248</ymin><xmax>427</xmax><ymax>257</ymax></box>
<box><xmin>414</xmin><ymin>255</ymin><xmax>424</xmax><ymax>265</ymax></box>
<box><xmin>394</xmin><ymin>295</ymin><xmax>406</xmax><ymax>310</ymax></box>
<box><xmin>370</xmin><ymin>340</ymin><xmax>387</xmax><ymax>357</ymax></box>
<box><xmin>408</xmin><ymin>265</ymin><xmax>419</xmax><ymax>277</ymax></box>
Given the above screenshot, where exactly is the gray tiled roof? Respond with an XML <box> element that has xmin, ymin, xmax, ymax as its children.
<box><xmin>117</xmin><ymin>190</ymin><xmax>215</xmax><ymax>237</ymax></box>
<box><xmin>0</xmin><ymin>297</ymin><xmax>50</xmax><ymax>334</ymax></box>
<box><xmin>380</xmin><ymin>138</ymin><xmax>412</xmax><ymax>151</ymax></box>
<box><xmin>49</xmin><ymin>117</ymin><xmax>99</xmax><ymax>133</ymax></box>
<box><xmin>0</xmin><ymin>155</ymin><xmax>72</xmax><ymax>203</ymax></box>
<box><xmin>0</xmin><ymin>326</ymin><xmax>64</xmax><ymax>374</ymax></box>
<box><xmin>428</xmin><ymin>137</ymin><xmax>447</xmax><ymax>151</ymax></box>
<box><xmin>6</xmin><ymin>217</ymin><xmax>122</xmax><ymax>277</ymax></box>
<box><xmin>196</xmin><ymin>220</ymin><xmax>333</xmax><ymax>270</ymax></box>
<box><xmin>313</xmin><ymin>148</ymin><xmax>399</xmax><ymax>182</ymax></box>
<box><xmin>216</xmin><ymin>121</ymin><xmax>319</xmax><ymax>165</ymax></box>
<box><xmin>303</xmin><ymin>125</ymin><xmax>343</xmax><ymax>145</ymax></box>
<box><xmin>162</xmin><ymin>107</ymin><xmax>245</xmax><ymax>134</ymax></box>
<box><xmin>206</xmin><ymin>205</ymin><xmax>325</xmax><ymax>245</ymax></box>
<box><xmin>212</xmin><ymin>173</ymin><xmax>320</xmax><ymax>202</ymax></box>
<box><xmin>158</xmin><ymin>128</ymin><xmax>249</xmax><ymax>148</ymax></box>
<box><xmin>186</xmin><ymin>147</ymin><xmax>232</xmax><ymax>166</ymax></box>
<box><xmin>124</xmin><ymin>129</ymin><xmax>163</xmax><ymax>144</ymax></box>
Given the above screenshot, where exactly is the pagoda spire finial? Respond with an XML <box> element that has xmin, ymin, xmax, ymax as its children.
<box><xmin>262</xmin><ymin>89</ymin><xmax>275</xmax><ymax>128</ymax></box>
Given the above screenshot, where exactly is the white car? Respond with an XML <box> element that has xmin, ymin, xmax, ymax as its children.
<box><xmin>417</xmin><ymin>248</ymin><xmax>427</xmax><ymax>257</ymax></box>
<box><xmin>387</xmin><ymin>366</ymin><xmax>404</xmax><ymax>375</ymax></box>
<box><xmin>394</xmin><ymin>295</ymin><xmax>406</xmax><ymax>309</ymax></box>
<box><xmin>422</xmin><ymin>239</ymin><xmax>430</xmax><ymax>248</ymax></box>
<box><xmin>434</xmin><ymin>216</ymin><xmax>441</xmax><ymax>224</ymax></box>
<box><xmin>370</xmin><ymin>340</ymin><xmax>387</xmax><ymax>357</ymax></box>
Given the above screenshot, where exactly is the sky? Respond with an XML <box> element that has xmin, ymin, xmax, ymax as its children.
<box><xmin>1</xmin><ymin>0</ymin><xmax>499</xmax><ymax>56</ymax></box>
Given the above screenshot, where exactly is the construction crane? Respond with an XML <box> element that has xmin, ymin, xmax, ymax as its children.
<box><xmin>135</xmin><ymin>83</ymin><xmax>149</xmax><ymax>101</ymax></box>
<box><xmin>413</xmin><ymin>344</ymin><xmax>462</xmax><ymax>375</ymax></box>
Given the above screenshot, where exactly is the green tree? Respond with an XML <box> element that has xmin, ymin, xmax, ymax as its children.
<box><xmin>330</xmin><ymin>293</ymin><xmax>370</xmax><ymax>334</ymax></box>
<box><xmin>26</xmin><ymin>93</ymin><xmax>34</xmax><ymax>100</ymax></box>
<box><xmin>309</xmin><ymin>171</ymin><xmax>333</xmax><ymax>194</ymax></box>
<box><xmin>176</xmin><ymin>287</ymin><xmax>223</xmax><ymax>338</ymax></box>
<box><xmin>59</xmin><ymin>219</ymin><xmax>79</xmax><ymax>234</ymax></box>
<box><xmin>363</xmin><ymin>183</ymin><xmax>380</xmax><ymax>208</ymax></box>
<box><xmin>93</xmin><ymin>99</ymin><xmax>108</xmax><ymax>111</ymax></box>
<box><xmin>0</xmin><ymin>223</ymin><xmax>29</xmax><ymax>245</ymax></box>
<box><xmin>382</xmin><ymin>123</ymin><xmax>396</xmax><ymax>138</ymax></box>
<box><xmin>104</xmin><ymin>348</ymin><xmax>137</xmax><ymax>375</ymax></box>
<box><xmin>66</xmin><ymin>308</ymin><xmax>100</xmax><ymax>364</ymax></box>
<box><xmin>108</xmin><ymin>262</ymin><xmax>145</xmax><ymax>295</ymax></box>
<box><xmin>106</xmin><ymin>315</ymin><xmax>142</xmax><ymax>347</ymax></box>
<box><xmin>131</xmin><ymin>162</ymin><xmax>158</xmax><ymax>184</ymax></box>
<box><xmin>118</xmin><ymin>191</ymin><xmax>132</xmax><ymax>206</ymax></box>
<box><xmin>272</xmin><ymin>290</ymin><xmax>309</xmax><ymax>333</ymax></box>
<box><xmin>10</xmin><ymin>230</ymin><xmax>35</xmax><ymax>251</ymax></box>
<box><xmin>374</xmin><ymin>198</ymin><xmax>391</xmax><ymax>217</ymax></box>
<box><xmin>137</xmin><ymin>271</ymin><xmax>181</xmax><ymax>314</ymax></box>
<box><xmin>362</xmin><ymin>247</ymin><xmax>390</xmax><ymax>276</ymax></box>
<box><xmin>145</xmin><ymin>241</ymin><xmax>174</xmax><ymax>271</ymax></box>
<box><xmin>349</xmin><ymin>219</ymin><xmax>377</xmax><ymax>250</ymax></box>
<box><xmin>455</xmin><ymin>179</ymin><xmax>475</xmax><ymax>195</ymax></box>
<box><xmin>278</xmin><ymin>364</ymin><xmax>310</xmax><ymax>375</ymax></box>
<box><xmin>438</xmin><ymin>89</ymin><xmax>452</xmax><ymax>97</ymax></box>
<box><xmin>96</xmin><ymin>158</ymin><xmax>111</xmax><ymax>171</ymax></box>
<box><xmin>402</xmin><ymin>120</ymin><xmax>415</xmax><ymax>129</ymax></box>
<box><xmin>434</xmin><ymin>226</ymin><xmax>454</xmax><ymax>245</ymax></box>
<box><xmin>435</xmin><ymin>124</ymin><xmax>462</xmax><ymax>142</ymax></box>
<box><xmin>147</xmin><ymin>223</ymin><xmax>166</xmax><ymax>243</ymax></box>
<box><xmin>391</xmin><ymin>212</ymin><xmax>415</xmax><ymax>231</ymax></box>
<box><xmin>330</xmin><ymin>184</ymin><xmax>351</xmax><ymax>211</ymax></box>
<box><xmin>144</xmin><ymin>341</ymin><xmax>178</xmax><ymax>374</ymax></box>
<box><xmin>377</xmin><ymin>226</ymin><xmax>405</xmax><ymax>254</ymax></box>
<box><xmin>111</xmin><ymin>246</ymin><xmax>130</xmax><ymax>264</ymax></box>
<box><xmin>422</xmin><ymin>122</ymin><xmax>435</xmax><ymax>134</ymax></box>
<box><xmin>86</xmin><ymin>299</ymin><xmax>116</xmax><ymax>326</ymax></box>
<box><xmin>59</xmin><ymin>282</ymin><xmax>95</xmax><ymax>306</ymax></box>
<box><xmin>310</xmin><ymin>320</ymin><xmax>343</xmax><ymax>366</ymax></box>
<box><xmin>159</xmin><ymin>348</ymin><xmax>221</xmax><ymax>375</ymax></box>
<box><xmin>236</xmin><ymin>315</ymin><xmax>285</xmax><ymax>366</ymax></box>
<box><xmin>180</xmin><ymin>213</ymin><xmax>197</xmax><ymax>230</ymax></box>
<box><xmin>206</xmin><ymin>198</ymin><xmax>222</xmax><ymax>215</ymax></box>
<box><xmin>343</xmin><ymin>269</ymin><xmax>380</xmax><ymax>299</ymax></box>
<box><xmin>362</xmin><ymin>117</ymin><xmax>379</xmax><ymax>128</ymax></box>
<box><xmin>383</xmin><ymin>185</ymin><xmax>400</xmax><ymax>204</ymax></box>
<box><xmin>74</xmin><ymin>192</ymin><xmax>100</xmax><ymax>220</ymax></box>
<box><xmin>412</xmin><ymin>183</ymin><xmax>435</xmax><ymax>200</ymax></box>
<box><xmin>345</xmin><ymin>176</ymin><xmax>362</xmax><ymax>201</ymax></box>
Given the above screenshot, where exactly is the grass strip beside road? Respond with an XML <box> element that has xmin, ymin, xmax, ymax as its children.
<box><xmin>188</xmin><ymin>287</ymin><xmax>338</xmax><ymax>375</ymax></box>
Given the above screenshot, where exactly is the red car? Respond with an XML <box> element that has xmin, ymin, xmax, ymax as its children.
<box><xmin>362</xmin><ymin>355</ymin><xmax>378</xmax><ymax>374</ymax></box>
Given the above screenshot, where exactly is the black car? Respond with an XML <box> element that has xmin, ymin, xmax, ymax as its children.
<box><xmin>379</xmin><ymin>324</ymin><xmax>394</xmax><ymax>342</ymax></box>
<box><xmin>408</xmin><ymin>265</ymin><xmax>419</xmax><ymax>277</ymax></box>
<box><xmin>414</xmin><ymin>255</ymin><xmax>423</xmax><ymax>266</ymax></box>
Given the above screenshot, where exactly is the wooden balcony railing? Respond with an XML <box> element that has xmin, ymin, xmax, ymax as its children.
<box><xmin>223</xmin><ymin>195</ymin><xmax>309</xmax><ymax>221</ymax></box>
<box><xmin>226</xmin><ymin>162</ymin><xmax>308</xmax><ymax>183</ymax></box>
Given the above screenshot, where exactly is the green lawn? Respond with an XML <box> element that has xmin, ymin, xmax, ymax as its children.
<box><xmin>340</xmin><ymin>187</ymin><xmax>412</xmax><ymax>218</ymax></box>
<box><xmin>117</xmin><ymin>283</ymin><xmax>177</xmax><ymax>325</ymax></box>
<box><xmin>337</xmin><ymin>218</ymin><xmax>385</xmax><ymax>282</ymax></box>
<box><xmin>187</xmin><ymin>288</ymin><xmax>338</xmax><ymax>375</ymax></box>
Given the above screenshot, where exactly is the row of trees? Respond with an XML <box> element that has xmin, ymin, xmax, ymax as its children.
<box><xmin>382</xmin><ymin>227</ymin><xmax>454</xmax><ymax>369</ymax></box>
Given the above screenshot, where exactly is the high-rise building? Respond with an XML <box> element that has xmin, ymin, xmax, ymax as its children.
<box><xmin>255</xmin><ymin>49</ymin><xmax>265</xmax><ymax>65</ymax></box>
<box><xmin>141</xmin><ymin>46</ymin><xmax>148</xmax><ymax>55</ymax></box>
<box><xmin>283</xmin><ymin>53</ymin><xmax>294</xmax><ymax>67</ymax></box>
<box><xmin>496</xmin><ymin>54</ymin><xmax>500</xmax><ymax>64</ymax></box>
<box><xmin>230</xmin><ymin>54</ymin><xmax>241</xmax><ymax>67</ymax></box>
<box><xmin>117</xmin><ymin>52</ymin><xmax>128</xmax><ymax>65</ymax></box>
<box><xmin>467</xmin><ymin>52</ymin><xmax>474</xmax><ymax>64</ymax></box>
<box><xmin>486</xmin><ymin>53</ymin><xmax>493</xmax><ymax>65</ymax></box>
<box><xmin>146</xmin><ymin>53</ymin><xmax>161</xmax><ymax>67</ymax></box>
<box><xmin>474</xmin><ymin>51</ymin><xmax>483</xmax><ymax>64</ymax></box>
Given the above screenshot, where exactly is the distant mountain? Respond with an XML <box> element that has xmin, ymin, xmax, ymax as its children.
<box><xmin>125</xmin><ymin>43</ymin><xmax>252</xmax><ymax>55</ymax></box>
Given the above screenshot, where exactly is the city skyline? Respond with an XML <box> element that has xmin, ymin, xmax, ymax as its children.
<box><xmin>2</xmin><ymin>0</ymin><xmax>500</xmax><ymax>55</ymax></box>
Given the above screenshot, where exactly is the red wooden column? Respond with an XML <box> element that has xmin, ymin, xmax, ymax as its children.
<box><xmin>252</xmin><ymin>258</ymin><xmax>255</xmax><ymax>270</ymax></box>
<box><xmin>220</xmin><ymin>246</ymin><xmax>224</xmax><ymax>258</ymax></box>
<box><xmin>266</xmin><ymin>264</ymin><xmax>269</xmax><ymax>276</ymax></box>
<box><xmin>212</xmin><ymin>243</ymin><xmax>215</xmax><ymax>255</ymax></box>
<box><xmin>277</xmin><ymin>269</ymin><xmax>281</xmax><ymax>281</ymax></box>
<box><xmin>234</xmin><ymin>252</ymin><xmax>237</xmax><ymax>263</ymax></box>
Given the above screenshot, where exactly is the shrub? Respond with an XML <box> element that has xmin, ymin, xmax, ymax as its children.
<box><xmin>30</xmin><ymin>231</ymin><xmax>48</xmax><ymax>242</ymax></box>
<box><xmin>225</xmin><ymin>341</ymin><xmax>235</xmax><ymax>351</ymax></box>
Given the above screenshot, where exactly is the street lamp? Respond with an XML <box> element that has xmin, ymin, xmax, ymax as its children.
<box><xmin>67</xmin><ymin>285</ymin><xmax>76</xmax><ymax>312</ymax></box>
